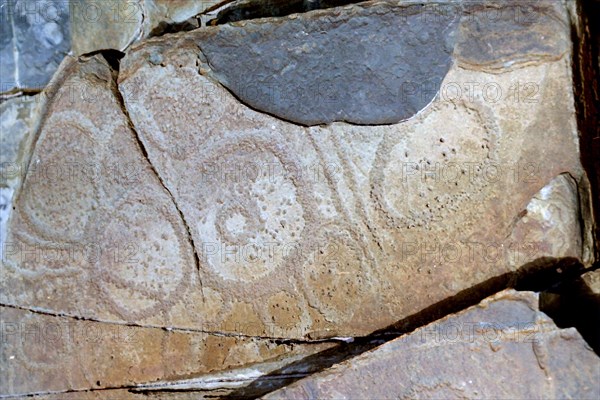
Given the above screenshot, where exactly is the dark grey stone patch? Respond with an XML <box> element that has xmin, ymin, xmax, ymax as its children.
<box><xmin>1</xmin><ymin>0</ymin><xmax>17</xmax><ymax>91</ymax></box>
<box><xmin>199</xmin><ymin>2</ymin><xmax>460</xmax><ymax>125</ymax></box>
<box><xmin>1</xmin><ymin>0</ymin><xmax>70</xmax><ymax>93</ymax></box>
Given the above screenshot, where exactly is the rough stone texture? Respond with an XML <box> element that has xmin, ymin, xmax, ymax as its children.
<box><xmin>70</xmin><ymin>0</ymin><xmax>221</xmax><ymax>55</ymax></box>
<box><xmin>507</xmin><ymin>173</ymin><xmax>583</xmax><ymax>270</ymax></box>
<box><xmin>582</xmin><ymin>270</ymin><xmax>600</xmax><ymax>295</ymax></box>
<box><xmin>264</xmin><ymin>290</ymin><xmax>600</xmax><ymax>400</ymax></box>
<box><xmin>0</xmin><ymin>95</ymin><xmax>43</xmax><ymax>258</ymax></box>
<box><xmin>113</xmin><ymin>0</ymin><xmax>592</xmax><ymax>338</ymax></box>
<box><xmin>0</xmin><ymin>57</ymin><xmax>331</xmax><ymax>397</ymax></box>
<box><xmin>0</xmin><ymin>306</ymin><xmax>330</xmax><ymax>396</ymax></box>
<box><xmin>70</xmin><ymin>0</ymin><xmax>144</xmax><ymax>55</ymax></box>
<box><xmin>1</xmin><ymin>0</ymin><xmax>598</xmax><ymax>397</ymax></box>
<box><xmin>143</xmin><ymin>0</ymin><xmax>220</xmax><ymax>35</ymax></box>
<box><xmin>0</xmin><ymin>0</ymin><xmax>71</xmax><ymax>93</ymax></box>
<box><xmin>199</xmin><ymin>1</ymin><xmax>460</xmax><ymax>125</ymax></box>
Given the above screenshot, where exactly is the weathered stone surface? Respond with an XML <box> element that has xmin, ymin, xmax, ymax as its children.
<box><xmin>112</xmin><ymin>0</ymin><xmax>592</xmax><ymax>338</ymax></box>
<box><xmin>264</xmin><ymin>290</ymin><xmax>600</xmax><ymax>400</ymax></box>
<box><xmin>0</xmin><ymin>306</ymin><xmax>330</xmax><ymax>396</ymax></box>
<box><xmin>0</xmin><ymin>95</ymin><xmax>44</xmax><ymax>260</ymax></box>
<box><xmin>507</xmin><ymin>173</ymin><xmax>583</xmax><ymax>269</ymax></box>
<box><xmin>198</xmin><ymin>1</ymin><xmax>459</xmax><ymax>125</ymax></box>
<box><xmin>1</xmin><ymin>0</ymin><xmax>595</xmax><ymax>360</ymax></box>
<box><xmin>70</xmin><ymin>0</ymin><xmax>220</xmax><ymax>55</ymax></box>
<box><xmin>0</xmin><ymin>0</ymin><xmax>71</xmax><ymax>93</ymax></box>
<box><xmin>70</xmin><ymin>0</ymin><xmax>144</xmax><ymax>55</ymax></box>
<box><xmin>455</xmin><ymin>0</ymin><xmax>569</xmax><ymax>71</ymax></box>
<box><xmin>144</xmin><ymin>0</ymin><xmax>220</xmax><ymax>36</ymax></box>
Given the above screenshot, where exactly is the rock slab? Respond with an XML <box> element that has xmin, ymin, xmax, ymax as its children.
<box><xmin>264</xmin><ymin>290</ymin><xmax>600</xmax><ymax>400</ymax></box>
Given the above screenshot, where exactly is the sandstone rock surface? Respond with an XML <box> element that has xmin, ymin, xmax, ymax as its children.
<box><xmin>117</xmin><ymin>0</ymin><xmax>591</xmax><ymax>337</ymax></box>
<box><xmin>2</xmin><ymin>0</ymin><xmax>593</xmax><ymax>341</ymax></box>
<box><xmin>264</xmin><ymin>290</ymin><xmax>600</xmax><ymax>400</ymax></box>
<box><xmin>0</xmin><ymin>305</ymin><xmax>331</xmax><ymax>396</ymax></box>
<box><xmin>1</xmin><ymin>0</ymin><xmax>598</xmax><ymax>397</ymax></box>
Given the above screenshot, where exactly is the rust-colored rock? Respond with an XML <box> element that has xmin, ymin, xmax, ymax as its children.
<box><xmin>0</xmin><ymin>306</ymin><xmax>330</xmax><ymax>396</ymax></box>
<box><xmin>264</xmin><ymin>290</ymin><xmax>600</xmax><ymax>400</ymax></box>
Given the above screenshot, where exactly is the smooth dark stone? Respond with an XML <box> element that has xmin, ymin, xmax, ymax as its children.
<box><xmin>199</xmin><ymin>2</ymin><xmax>459</xmax><ymax>125</ymax></box>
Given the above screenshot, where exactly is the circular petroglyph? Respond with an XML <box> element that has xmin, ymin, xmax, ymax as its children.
<box><xmin>188</xmin><ymin>135</ymin><xmax>315</xmax><ymax>284</ymax></box>
<box><xmin>299</xmin><ymin>222</ymin><xmax>377</xmax><ymax>323</ymax></box>
<box><xmin>93</xmin><ymin>188</ymin><xmax>193</xmax><ymax>320</ymax></box>
<box><xmin>123</xmin><ymin>65</ymin><xmax>225</xmax><ymax>159</ymax></box>
<box><xmin>21</xmin><ymin>111</ymin><xmax>104</xmax><ymax>242</ymax></box>
<box><xmin>371</xmin><ymin>101</ymin><xmax>499</xmax><ymax>228</ymax></box>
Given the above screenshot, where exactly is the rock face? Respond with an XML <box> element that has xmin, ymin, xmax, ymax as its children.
<box><xmin>116</xmin><ymin>0</ymin><xmax>590</xmax><ymax>337</ymax></box>
<box><xmin>0</xmin><ymin>305</ymin><xmax>331</xmax><ymax>396</ymax></box>
<box><xmin>0</xmin><ymin>0</ymin><xmax>71</xmax><ymax>93</ymax></box>
<box><xmin>0</xmin><ymin>55</ymin><xmax>331</xmax><ymax>397</ymax></box>
<box><xmin>264</xmin><ymin>290</ymin><xmax>600</xmax><ymax>400</ymax></box>
<box><xmin>69</xmin><ymin>0</ymin><xmax>145</xmax><ymax>55</ymax></box>
<box><xmin>2</xmin><ymin>0</ymin><xmax>594</xmax><ymax>341</ymax></box>
<box><xmin>70</xmin><ymin>0</ymin><xmax>221</xmax><ymax>55</ymax></box>
<box><xmin>0</xmin><ymin>95</ymin><xmax>43</xmax><ymax>258</ymax></box>
<box><xmin>1</xmin><ymin>0</ymin><xmax>598</xmax><ymax>397</ymax></box>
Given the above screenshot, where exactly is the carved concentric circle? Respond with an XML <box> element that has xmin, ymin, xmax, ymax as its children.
<box><xmin>21</xmin><ymin>111</ymin><xmax>104</xmax><ymax>242</ymax></box>
<box><xmin>370</xmin><ymin>101</ymin><xmax>499</xmax><ymax>228</ymax></box>
<box><xmin>122</xmin><ymin>65</ymin><xmax>225</xmax><ymax>159</ymax></box>
<box><xmin>178</xmin><ymin>134</ymin><xmax>319</xmax><ymax>299</ymax></box>
<box><xmin>298</xmin><ymin>221</ymin><xmax>377</xmax><ymax>324</ymax></box>
<box><xmin>93</xmin><ymin>187</ymin><xmax>193</xmax><ymax>321</ymax></box>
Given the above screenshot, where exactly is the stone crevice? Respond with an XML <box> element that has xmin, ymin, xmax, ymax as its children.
<box><xmin>0</xmin><ymin>302</ymin><xmax>343</xmax><ymax>344</ymax></box>
<box><xmin>101</xmin><ymin>52</ymin><xmax>208</xmax><ymax>301</ymax></box>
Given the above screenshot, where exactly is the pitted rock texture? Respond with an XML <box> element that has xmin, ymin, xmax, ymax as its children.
<box><xmin>0</xmin><ymin>55</ymin><xmax>332</xmax><ymax>397</ymax></box>
<box><xmin>198</xmin><ymin>1</ymin><xmax>459</xmax><ymax>125</ymax></box>
<box><xmin>3</xmin><ymin>0</ymin><xmax>592</xmax><ymax>343</ymax></box>
<box><xmin>1</xmin><ymin>0</ymin><xmax>598</xmax><ymax>397</ymax></box>
<box><xmin>264</xmin><ymin>290</ymin><xmax>600</xmax><ymax>400</ymax></box>
<box><xmin>112</xmin><ymin>0</ymin><xmax>592</xmax><ymax>339</ymax></box>
<box><xmin>0</xmin><ymin>0</ymin><xmax>71</xmax><ymax>93</ymax></box>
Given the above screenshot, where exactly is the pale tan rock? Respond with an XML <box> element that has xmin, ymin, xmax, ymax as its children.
<box><xmin>70</xmin><ymin>0</ymin><xmax>145</xmax><ymax>54</ymax></box>
<box><xmin>507</xmin><ymin>173</ymin><xmax>583</xmax><ymax>269</ymax></box>
<box><xmin>3</xmin><ymin>0</ymin><xmax>594</xmax><ymax>345</ymax></box>
<box><xmin>70</xmin><ymin>0</ymin><xmax>221</xmax><ymax>55</ymax></box>
<box><xmin>263</xmin><ymin>290</ymin><xmax>600</xmax><ymax>400</ymax></box>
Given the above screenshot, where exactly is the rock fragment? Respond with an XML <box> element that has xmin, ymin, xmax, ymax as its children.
<box><xmin>263</xmin><ymin>290</ymin><xmax>600</xmax><ymax>400</ymax></box>
<box><xmin>70</xmin><ymin>0</ymin><xmax>221</xmax><ymax>55</ymax></box>
<box><xmin>0</xmin><ymin>94</ymin><xmax>43</xmax><ymax>258</ymax></box>
<box><xmin>0</xmin><ymin>0</ymin><xmax>71</xmax><ymax>93</ymax></box>
<box><xmin>0</xmin><ymin>306</ymin><xmax>331</xmax><ymax>396</ymax></box>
